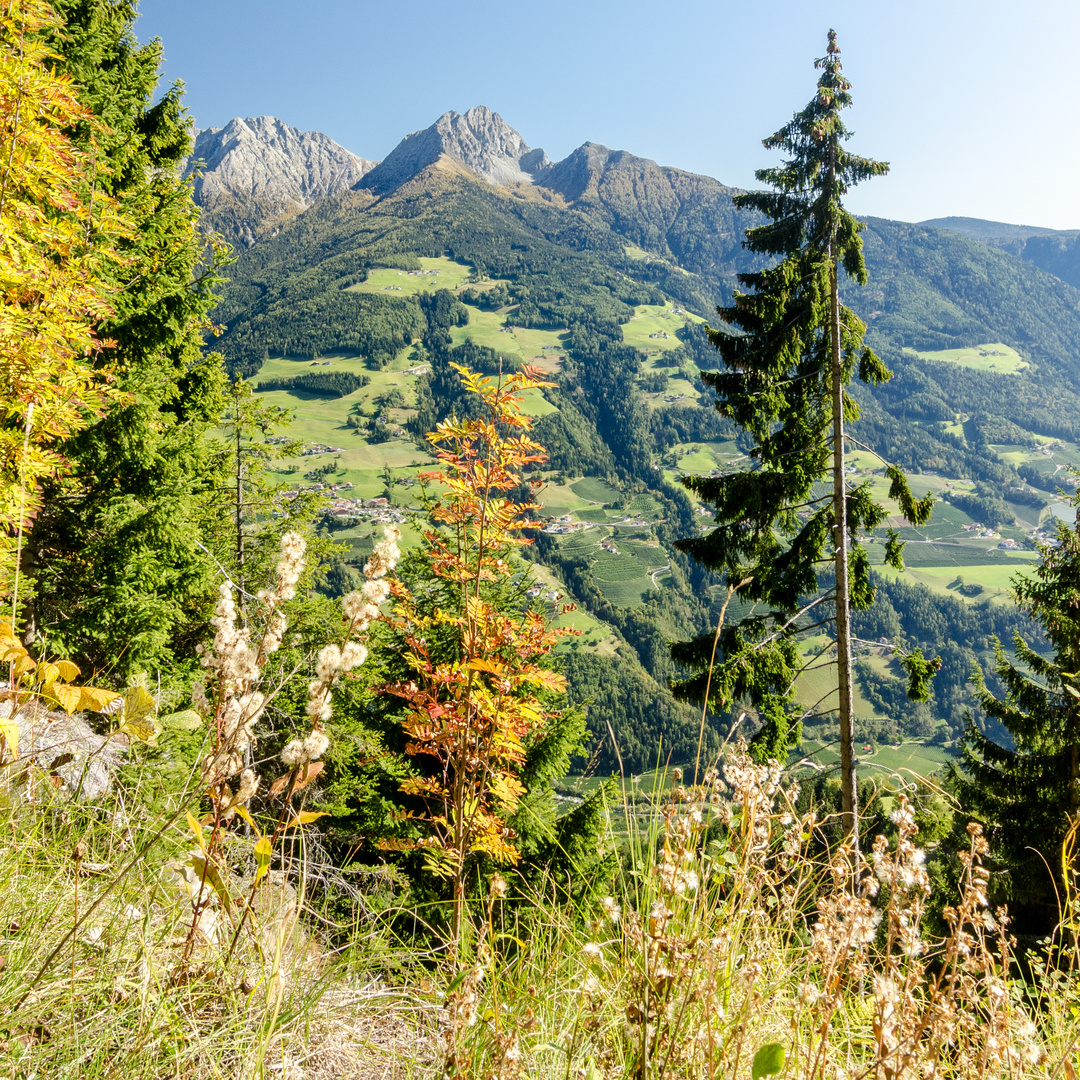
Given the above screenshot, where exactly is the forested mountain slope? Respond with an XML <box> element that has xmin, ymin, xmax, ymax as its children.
<box><xmin>921</xmin><ymin>216</ymin><xmax>1080</xmax><ymax>291</ymax></box>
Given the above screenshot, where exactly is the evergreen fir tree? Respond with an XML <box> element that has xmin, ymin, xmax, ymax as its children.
<box><xmin>956</xmin><ymin>505</ymin><xmax>1080</xmax><ymax>932</ymax></box>
<box><xmin>671</xmin><ymin>30</ymin><xmax>933</xmax><ymax>841</ymax></box>
<box><xmin>24</xmin><ymin>0</ymin><xmax>230</xmax><ymax>678</ymax></box>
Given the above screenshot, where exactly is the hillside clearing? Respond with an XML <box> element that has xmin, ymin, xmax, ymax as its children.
<box><xmin>913</xmin><ymin>341</ymin><xmax>1028</xmax><ymax>374</ymax></box>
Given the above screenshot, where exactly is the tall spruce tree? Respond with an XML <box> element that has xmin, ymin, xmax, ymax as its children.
<box><xmin>23</xmin><ymin>0</ymin><xmax>229</xmax><ymax>678</ymax></box>
<box><xmin>955</xmin><ymin>508</ymin><xmax>1080</xmax><ymax>932</ymax></box>
<box><xmin>672</xmin><ymin>30</ymin><xmax>933</xmax><ymax>842</ymax></box>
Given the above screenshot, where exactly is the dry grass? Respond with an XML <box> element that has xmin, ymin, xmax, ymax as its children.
<box><xmin>2</xmin><ymin>740</ymin><xmax>1080</xmax><ymax>1078</ymax></box>
<box><xmin>429</xmin><ymin>744</ymin><xmax>1080</xmax><ymax>1078</ymax></box>
<box><xmin>0</xmin><ymin>780</ymin><xmax>432</xmax><ymax>1079</ymax></box>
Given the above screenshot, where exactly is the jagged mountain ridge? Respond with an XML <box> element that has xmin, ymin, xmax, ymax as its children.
<box><xmin>184</xmin><ymin>115</ymin><xmax>377</xmax><ymax>246</ymax></box>
<box><xmin>359</xmin><ymin>106</ymin><xmax>548</xmax><ymax>195</ymax></box>
<box><xmin>358</xmin><ymin>110</ymin><xmax>749</xmax><ymax>280</ymax></box>
<box><xmin>189</xmin><ymin>104</ymin><xmax>752</xmax><ymax>283</ymax></box>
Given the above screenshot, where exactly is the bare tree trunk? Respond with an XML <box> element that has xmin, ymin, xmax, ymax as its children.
<box><xmin>830</xmin><ymin>243</ymin><xmax>859</xmax><ymax>856</ymax></box>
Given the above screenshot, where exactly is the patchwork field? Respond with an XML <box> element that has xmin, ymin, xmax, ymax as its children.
<box><xmin>250</xmin><ymin>350</ymin><xmax>433</xmax><ymax>484</ymax></box>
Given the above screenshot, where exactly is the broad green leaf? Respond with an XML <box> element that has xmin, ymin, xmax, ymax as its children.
<box><xmin>752</xmin><ymin>1042</ymin><xmax>786</xmax><ymax>1080</ymax></box>
<box><xmin>160</xmin><ymin>709</ymin><xmax>203</xmax><ymax>731</ymax></box>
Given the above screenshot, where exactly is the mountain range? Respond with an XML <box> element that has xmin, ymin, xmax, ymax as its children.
<box><xmin>184</xmin><ymin>115</ymin><xmax>376</xmax><ymax>246</ymax></box>
<box><xmin>185</xmin><ymin>107</ymin><xmax>1080</xmax><ymax>288</ymax></box>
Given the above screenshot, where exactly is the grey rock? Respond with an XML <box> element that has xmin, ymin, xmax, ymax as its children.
<box><xmin>185</xmin><ymin>115</ymin><xmax>376</xmax><ymax>213</ymax></box>
<box><xmin>360</xmin><ymin>105</ymin><xmax>547</xmax><ymax>195</ymax></box>
<box><xmin>3</xmin><ymin>700</ymin><xmax>127</xmax><ymax>800</ymax></box>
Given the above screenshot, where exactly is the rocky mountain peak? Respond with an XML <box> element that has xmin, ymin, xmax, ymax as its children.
<box><xmin>185</xmin><ymin>116</ymin><xmax>376</xmax><ymax>212</ymax></box>
<box><xmin>359</xmin><ymin>106</ymin><xmax>548</xmax><ymax>195</ymax></box>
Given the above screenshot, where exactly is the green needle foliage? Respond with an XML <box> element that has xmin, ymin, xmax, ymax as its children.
<box><xmin>956</xmin><ymin>502</ymin><xmax>1080</xmax><ymax>933</ymax></box>
<box><xmin>672</xmin><ymin>31</ymin><xmax>934</xmax><ymax>827</ymax></box>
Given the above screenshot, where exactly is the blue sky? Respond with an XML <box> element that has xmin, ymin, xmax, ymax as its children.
<box><xmin>136</xmin><ymin>0</ymin><xmax>1080</xmax><ymax>229</ymax></box>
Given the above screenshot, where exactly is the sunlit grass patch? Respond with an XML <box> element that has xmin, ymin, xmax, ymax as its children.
<box><xmin>914</xmin><ymin>341</ymin><xmax>1028</xmax><ymax>374</ymax></box>
<box><xmin>345</xmin><ymin>255</ymin><xmax>473</xmax><ymax>296</ymax></box>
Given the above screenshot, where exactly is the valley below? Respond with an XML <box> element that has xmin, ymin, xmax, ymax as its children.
<box><xmin>208</xmin><ymin>129</ymin><xmax>1080</xmax><ymax>781</ymax></box>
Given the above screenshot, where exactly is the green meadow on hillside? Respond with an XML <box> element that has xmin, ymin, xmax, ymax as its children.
<box><xmin>345</xmin><ymin>254</ymin><xmax>474</xmax><ymax>296</ymax></box>
<box><xmin>913</xmin><ymin>341</ymin><xmax>1029</xmax><ymax>373</ymax></box>
<box><xmin>621</xmin><ymin>302</ymin><xmax>705</xmax><ymax>353</ymax></box>
<box><xmin>449</xmin><ymin>306</ymin><xmax>567</xmax><ymax>368</ymax></box>
<box><xmin>570</xmin><ymin>476</ymin><xmax>620</xmax><ymax>503</ymax></box>
<box><xmin>796</xmin><ymin>736</ymin><xmax>953</xmax><ymax>781</ymax></box>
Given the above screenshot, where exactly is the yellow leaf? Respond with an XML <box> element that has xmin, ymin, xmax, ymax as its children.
<box><xmin>468</xmin><ymin>658</ymin><xmax>505</xmax><ymax>675</ymax></box>
<box><xmin>77</xmin><ymin>686</ymin><xmax>121</xmax><ymax>713</ymax></box>
<box><xmin>186</xmin><ymin>810</ymin><xmax>206</xmax><ymax>856</ymax></box>
<box><xmin>52</xmin><ymin>683</ymin><xmax>82</xmax><ymax>714</ymax></box>
<box><xmin>55</xmin><ymin>660</ymin><xmax>80</xmax><ymax>682</ymax></box>
<box><xmin>0</xmin><ymin>720</ymin><xmax>18</xmax><ymax>760</ymax></box>
<box><xmin>12</xmin><ymin>654</ymin><xmax>35</xmax><ymax>678</ymax></box>
<box><xmin>35</xmin><ymin>661</ymin><xmax>59</xmax><ymax>690</ymax></box>
<box><xmin>121</xmin><ymin>684</ymin><xmax>156</xmax><ymax>724</ymax></box>
<box><xmin>120</xmin><ymin>714</ymin><xmax>160</xmax><ymax>745</ymax></box>
<box><xmin>284</xmin><ymin>811</ymin><xmax>329</xmax><ymax>829</ymax></box>
<box><xmin>233</xmin><ymin>804</ymin><xmax>262</xmax><ymax>838</ymax></box>
<box><xmin>254</xmin><ymin>836</ymin><xmax>273</xmax><ymax>883</ymax></box>
<box><xmin>490</xmin><ymin>773</ymin><xmax>526</xmax><ymax>812</ymax></box>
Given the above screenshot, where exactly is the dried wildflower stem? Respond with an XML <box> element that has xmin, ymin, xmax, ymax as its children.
<box><xmin>182</xmin><ymin>531</ymin><xmax>307</xmax><ymax>958</ymax></box>
<box><xmin>9</xmin><ymin>401</ymin><xmax>32</xmax><ymax>626</ymax></box>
